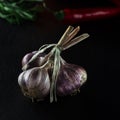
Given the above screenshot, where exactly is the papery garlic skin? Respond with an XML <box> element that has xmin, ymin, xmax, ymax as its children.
<box><xmin>56</xmin><ymin>62</ymin><xmax>87</xmax><ymax>96</ymax></box>
<box><xmin>18</xmin><ymin>67</ymin><xmax>50</xmax><ymax>100</ymax></box>
<box><xmin>22</xmin><ymin>51</ymin><xmax>45</xmax><ymax>70</ymax></box>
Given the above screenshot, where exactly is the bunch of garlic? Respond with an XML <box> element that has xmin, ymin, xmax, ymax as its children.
<box><xmin>18</xmin><ymin>26</ymin><xmax>89</xmax><ymax>102</ymax></box>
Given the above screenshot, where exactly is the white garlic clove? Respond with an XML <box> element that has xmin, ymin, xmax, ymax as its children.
<box><xmin>18</xmin><ymin>67</ymin><xmax>50</xmax><ymax>100</ymax></box>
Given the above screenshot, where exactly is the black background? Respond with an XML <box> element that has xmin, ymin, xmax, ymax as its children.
<box><xmin>0</xmin><ymin>0</ymin><xmax>120</xmax><ymax>120</ymax></box>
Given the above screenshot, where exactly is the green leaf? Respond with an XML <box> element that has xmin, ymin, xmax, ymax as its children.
<box><xmin>0</xmin><ymin>0</ymin><xmax>44</xmax><ymax>24</ymax></box>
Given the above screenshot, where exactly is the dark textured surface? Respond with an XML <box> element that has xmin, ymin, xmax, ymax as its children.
<box><xmin>0</xmin><ymin>1</ymin><xmax>120</xmax><ymax>120</ymax></box>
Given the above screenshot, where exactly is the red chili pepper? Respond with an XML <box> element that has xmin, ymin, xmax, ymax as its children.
<box><xmin>55</xmin><ymin>7</ymin><xmax>120</xmax><ymax>24</ymax></box>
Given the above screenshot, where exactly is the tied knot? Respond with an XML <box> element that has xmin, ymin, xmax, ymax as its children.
<box><xmin>55</xmin><ymin>45</ymin><xmax>63</xmax><ymax>52</ymax></box>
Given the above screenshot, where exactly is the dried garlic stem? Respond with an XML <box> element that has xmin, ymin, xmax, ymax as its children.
<box><xmin>60</xmin><ymin>26</ymin><xmax>80</xmax><ymax>47</ymax></box>
<box><xmin>57</xmin><ymin>26</ymin><xmax>74</xmax><ymax>47</ymax></box>
<box><xmin>63</xmin><ymin>33</ymin><xmax>90</xmax><ymax>50</ymax></box>
<box><xmin>50</xmin><ymin>48</ymin><xmax>61</xmax><ymax>102</ymax></box>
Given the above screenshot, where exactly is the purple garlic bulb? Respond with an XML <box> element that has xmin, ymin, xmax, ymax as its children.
<box><xmin>56</xmin><ymin>61</ymin><xmax>87</xmax><ymax>96</ymax></box>
<box><xmin>18</xmin><ymin>67</ymin><xmax>50</xmax><ymax>101</ymax></box>
<box><xmin>22</xmin><ymin>51</ymin><xmax>45</xmax><ymax>70</ymax></box>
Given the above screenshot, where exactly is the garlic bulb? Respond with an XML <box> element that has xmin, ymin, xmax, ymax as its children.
<box><xmin>18</xmin><ymin>25</ymin><xmax>89</xmax><ymax>102</ymax></box>
<box><xmin>18</xmin><ymin>67</ymin><xmax>50</xmax><ymax>101</ymax></box>
<box><xmin>56</xmin><ymin>60</ymin><xmax>87</xmax><ymax>96</ymax></box>
<box><xmin>22</xmin><ymin>51</ymin><xmax>45</xmax><ymax>70</ymax></box>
